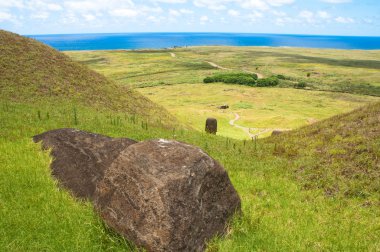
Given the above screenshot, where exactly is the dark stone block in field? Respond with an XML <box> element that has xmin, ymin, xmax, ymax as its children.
<box><xmin>218</xmin><ymin>104</ymin><xmax>229</xmax><ymax>109</ymax></box>
<box><xmin>33</xmin><ymin>128</ymin><xmax>137</xmax><ymax>200</ymax></box>
<box><xmin>94</xmin><ymin>139</ymin><xmax>241</xmax><ymax>252</ymax></box>
<box><xmin>271</xmin><ymin>130</ymin><xmax>283</xmax><ymax>136</ymax></box>
<box><xmin>205</xmin><ymin>118</ymin><xmax>217</xmax><ymax>134</ymax></box>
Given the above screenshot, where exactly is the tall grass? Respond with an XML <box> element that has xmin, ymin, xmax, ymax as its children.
<box><xmin>1</xmin><ymin>100</ymin><xmax>379</xmax><ymax>251</ymax></box>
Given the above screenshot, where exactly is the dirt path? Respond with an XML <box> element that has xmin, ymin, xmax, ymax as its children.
<box><xmin>206</xmin><ymin>61</ymin><xmax>264</xmax><ymax>79</ymax></box>
<box><xmin>170</xmin><ymin>52</ymin><xmax>176</xmax><ymax>58</ymax></box>
<box><xmin>206</xmin><ymin>61</ymin><xmax>230</xmax><ymax>70</ymax></box>
<box><xmin>229</xmin><ymin>112</ymin><xmax>290</xmax><ymax>138</ymax></box>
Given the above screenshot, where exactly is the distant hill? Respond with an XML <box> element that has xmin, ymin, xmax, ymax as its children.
<box><xmin>0</xmin><ymin>30</ymin><xmax>177</xmax><ymax>127</ymax></box>
<box><xmin>269</xmin><ymin>101</ymin><xmax>380</xmax><ymax>199</ymax></box>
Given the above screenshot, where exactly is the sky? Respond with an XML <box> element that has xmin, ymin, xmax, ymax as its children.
<box><xmin>0</xmin><ymin>0</ymin><xmax>379</xmax><ymax>36</ymax></box>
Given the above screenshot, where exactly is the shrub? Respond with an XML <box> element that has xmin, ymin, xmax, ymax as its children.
<box><xmin>203</xmin><ymin>77</ymin><xmax>214</xmax><ymax>83</ymax></box>
<box><xmin>203</xmin><ymin>73</ymin><xmax>257</xmax><ymax>86</ymax></box>
<box><xmin>203</xmin><ymin>73</ymin><xmax>279</xmax><ymax>88</ymax></box>
<box><xmin>257</xmin><ymin>77</ymin><xmax>279</xmax><ymax>87</ymax></box>
<box><xmin>276</xmin><ymin>74</ymin><xmax>287</xmax><ymax>80</ymax></box>
<box><xmin>294</xmin><ymin>82</ymin><xmax>307</xmax><ymax>89</ymax></box>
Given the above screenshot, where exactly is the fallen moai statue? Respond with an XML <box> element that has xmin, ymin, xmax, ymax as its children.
<box><xmin>34</xmin><ymin>129</ymin><xmax>241</xmax><ymax>252</ymax></box>
<box><xmin>33</xmin><ymin>128</ymin><xmax>136</xmax><ymax>200</ymax></box>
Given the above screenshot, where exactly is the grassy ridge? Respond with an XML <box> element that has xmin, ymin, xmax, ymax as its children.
<box><xmin>268</xmin><ymin>102</ymin><xmax>380</xmax><ymax>199</ymax></box>
<box><xmin>0</xmin><ymin>30</ymin><xmax>178</xmax><ymax>127</ymax></box>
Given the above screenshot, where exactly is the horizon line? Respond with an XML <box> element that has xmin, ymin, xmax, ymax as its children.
<box><xmin>24</xmin><ymin>31</ymin><xmax>380</xmax><ymax>38</ymax></box>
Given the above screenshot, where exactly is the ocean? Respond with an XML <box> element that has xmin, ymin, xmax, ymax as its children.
<box><xmin>28</xmin><ymin>33</ymin><xmax>380</xmax><ymax>51</ymax></box>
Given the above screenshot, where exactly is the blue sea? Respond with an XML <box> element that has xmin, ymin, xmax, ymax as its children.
<box><xmin>28</xmin><ymin>33</ymin><xmax>380</xmax><ymax>51</ymax></box>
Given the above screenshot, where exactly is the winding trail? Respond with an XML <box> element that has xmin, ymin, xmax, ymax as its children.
<box><xmin>229</xmin><ymin>112</ymin><xmax>291</xmax><ymax>138</ymax></box>
<box><xmin>206</xmin><ymin>61</ymin><xmax>230</xmax><ymax>70</ymax></box>
<box><xmin>206</xmin><ymin>61</ymin><xmax>264</xmax><ymax>79</ymax></box>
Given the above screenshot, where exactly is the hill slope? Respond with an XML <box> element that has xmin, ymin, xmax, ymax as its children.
<box><xmin>0</xmin><ymin>30</ymin><xmax>177</xmax><ymax>126</ymax></box>
<box><xmin>268</xmin><ymin>101</ymin><xmax>380</xmax><ymax>200</ymax></box>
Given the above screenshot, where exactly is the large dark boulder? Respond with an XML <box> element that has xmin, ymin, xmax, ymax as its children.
<box><xmin>94</xmin><ymin>139</ymin><xmax>241</xmax><ymax>252</ymax></box>
<box><xmin>33</xmin><ymin>128</ymin><xmax>137</xmax><ymax>200</ymax></box>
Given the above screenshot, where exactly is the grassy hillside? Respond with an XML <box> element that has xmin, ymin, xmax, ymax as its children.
<box><xmin>0</xmin><ymin>30</ymin><xmax>177</xmax><ymax>127</ymax></box>
<box><xmin>268</xmin><ymin>102</ymin><xmax>380</xmax><ymax>199</ymax></box>
<box><xmin>1</xmin><ymin>31</ymin><xmax>380</xmax><ymax>251</ymax></box>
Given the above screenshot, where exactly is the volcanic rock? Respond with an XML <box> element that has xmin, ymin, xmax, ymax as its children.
<box><xmin>33</xmin><ymin>128</ymin><xmax>137</xmax><ymax>200</ymax></box>
<box><xmin>94</xmin><ymin>139</ymin><xmax>241</xmax><ymax>252</ymax></box>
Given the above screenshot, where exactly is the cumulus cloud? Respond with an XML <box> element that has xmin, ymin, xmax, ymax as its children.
<box><xmin>228</xmin><ymin>9</ymin><xmax>240</xmax><ymax>17</ymax></box>
<box><xmin>335</xmin><ymin>16</ymin><xmax>354</xmax><ymax>23</ymax></box>
<box><xmin>83</xmin><ymin>13</ymin><xmax>96</xmax><ymax>21</ymax></box>
<box><xmin>321</xmin><ymin>0</ymin><xmax>351</xmax><ymax>3</ymax></box>
<box><xmin>267</xmin><ymin>0</ymin><xmax>295</xmax><ymax>7</ymax></box>
<box><xmin>299</xmin><ymin>10</ymin><xmax>314</xmax><ymax>23</ymax></box>
<box><xmin>240</xmin><ymin>0</ymin><xmax>269</xmax><ymax>10</ymax></box>
<box><xmin>153</xmin><ymin>0</ymin><xmax>187</xmax><ymax>3</ymax></box>
<box><xmin>169</xmin><ymin>9</ymin><xmax>181</xmax><ymax>16</ymax></box>
<box><xmin>317</xmin><ymin>11</ymin><xmax>330</xmax><ymax>19</ymax></box>
<box><xmin>200</xmin><ymin>15</ymin><xmax>209</xmax><ymax>24</ymax></box>
<box><xmin>31</xmin><ymin>11</ymin><xmax>50</xmax><ymax>19</ymax></box>
<box><xmin>179</xmin><ymin>8</ymin><xmax>193</xmax><ymax>14</ymax></box>
<box><xmin>0</xmin><ymin>0</ymin><xmax>24</xmax><ymax>8</ymax></box>
<box><xmin>0</xmin><ymin>11</ymin><xmax>14</xmax><ymax>22</ymax></box>
<box><xmin>193</xmin><ymin>0</ymin><xmax>228</xmax><ymax>10</ymax></box>
<box><xmin>109</xmin><ymin>9</ymin><xmax>139</xmax><ymax>17</ymax></box>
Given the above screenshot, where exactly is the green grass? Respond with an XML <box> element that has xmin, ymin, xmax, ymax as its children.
<box><xmin>67</xmin><ymin>46</ymin><xmax>380</xmax><ymax>96</ymax></box>
<box><xmin>2</xmin><ymin>100</ymin><xmax>379</xmax><ymax>251</ymax></box>
<box><xmin>139</xmin><ymin>84</ymin><xmax>379</xmax><ymax>139</ymax></box>
<box><xmin>67</xmin><ymin>46</ymin><xmax>379</xmax><ymax>139</ymax></box>
<box><xmin>1</xmin><ymin>30</ymin><xmax>380</xmax><ymax>251</ymax></box>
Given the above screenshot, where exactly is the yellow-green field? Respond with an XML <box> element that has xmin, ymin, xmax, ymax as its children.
<box><xmin>67</xmin><ymin>47</ymin><xmax>380</xmax><ymax>139</ymax></box>
<box><xmin>139</xmin><ymin>84</ymin><xmax>378</xmax><ymax>139</ymax></box>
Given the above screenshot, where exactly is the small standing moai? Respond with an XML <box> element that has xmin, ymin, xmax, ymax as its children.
<box><xmin>271</xmin><ymin>130</ymin><xmax>283</xmax><ymax>136</ymax></box>
<box><xmin>205</xmin><ymin>118</ymin><xmax>217</xmax><ymax>134</ymax></box>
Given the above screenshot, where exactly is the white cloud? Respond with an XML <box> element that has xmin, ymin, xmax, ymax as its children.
<box><xmin>272</xmin><ymin>10</ymin><xmax>286</xmax><ymax>17</ymax></box>
<box><xmin>193</xmin><ymin>0</ymin><xmax>228</xmax><ymax>10</ymax></box>
<box><xmin>31</xmin><ymin>11</ymin><xmax>49</xmax><ymax>19</ymax></box>
<box><xmin>200</xmin><ymin>15</ymin><xmax>209</xmax><ymax>24</ymax></box>
<box><xmin>0</xmin><ymin>11</ymin><xmax>14</xmax><ymax>22</ymax></box>
<box><xmin>228</xmin><ymin>9</ymin><xmax>240</xmax><ymax>17</ymax></box>
<box><xmin>179</xmin><ymin>8</ymin><xmax>193</xmax><ymax>14</ymax></box>
<box><xmin>321</xmin><ymin>0</ymin><xmax>351</xmax><ymax>3</ymax></box>
<box><xmin>64</xmin><ymin>0</ymin><xmax>135</xmax><ymax>13</ymax></box>
<box><xmin>83</xmin><ymin>14</ymin><xmax>96</xmax><ymax>21</ymax></box>
<box><xmin>109</xmin><ymin>9</ymin><xmax>139</xmax><ymax>17</ymax></box>
<box><xmin>317</xmin><ymin>11</ymin><xmax>330</xmax><ymax>19</ymax></box>
<box><xmin>267</xmin><ymin>0</ymin><xmax>295</xmax><ymax>7</ymax></box>
<box><xmin>154</xmin><ymin>0</ymin><xmax>187</xmax><ymax>3</ymax></box>
<box><xmin>147</xmin><ymin>15</ymin><xmax>163</xmax><ymax>23</ymax></box>
<box><xmin>0</xmin><ymin>0</ymin><xmax>24</xmax><ymax>8</ymax></box>
<box><xmin>240</xmin><ymin>0</ymin><xmax>269</xmax><ymax>10</ymax></box>
<box><xmin>169</xmin><ymin>9</ymin><xmax>181</xmax><ymax>16</ymax></box>
<box><xmin>335</xmin><ymin>16</ymin><xmax>354</xmax><ymax>23</ymax></box>
<box><xmin>299</xmin><ymin>10</ymin><xmax>313</xmax><ymax>19</ymax></box>
<box><xmin>46</xmin><ymin>3</ymin><xmax>63</xmax><ymax>11</ymax></box>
